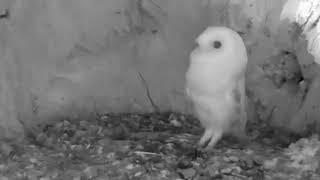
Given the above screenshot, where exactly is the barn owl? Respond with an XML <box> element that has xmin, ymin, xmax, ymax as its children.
<box><xmin>185</xmin><ymin>26</ymin><xmax>248</xmax><ymax>148</ymax></box>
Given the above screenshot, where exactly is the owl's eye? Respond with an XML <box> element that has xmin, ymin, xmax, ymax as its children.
<box><xmin>213</xmin><ymin>41</ymin><xmax>222</xmax><ymax>49</ymax></box>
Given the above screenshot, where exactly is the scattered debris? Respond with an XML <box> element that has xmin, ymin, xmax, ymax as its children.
<box><xmin>0</xmin><ymin>112</ymin><xmax>319</xmax><ymax>179</ymax></box>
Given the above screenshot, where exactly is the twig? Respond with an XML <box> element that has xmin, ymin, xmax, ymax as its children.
<box><xmin>137</xmin><ymin>71</ymin><xmax>160</xmax><ymax>112</ymax></box>
<box><xmin>149</xmin><ymin>0</ymin><xmax>167</xmax><ymax>16</ymax></box>
<box><xmin>134</xmin><ymin>151</ymin><xmax>161</xmax><ymax>156</ymax></box>
<box><xmin>223</xmin><ymin>172</ymin><xmax>248</xmax><ymax>180</ymax></box>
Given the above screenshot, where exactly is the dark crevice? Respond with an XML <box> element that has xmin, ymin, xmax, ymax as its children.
<box><xmin>308</xmin><ymin>14</ymin><xmax>320</xmax><ymax>31</ymax></box>
<box><xmin>0</xmin><ymin>9</ymin><xmax>9</xmax><ymax>19</ymax></box>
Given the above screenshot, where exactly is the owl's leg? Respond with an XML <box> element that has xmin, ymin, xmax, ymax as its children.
<box><xmin>206</xmin><ymin>131</ymin><xmax>222</xmax><ymax>148</ymax></box>
<box><xmin>199</xmin><ymin>128</ymin><xmax>222</xmax><ymax>148</ymax></box>
<box><xmin>199</xmin><ymin>129</ymin><xmax>213</xmax><ymax>146</ymax></box>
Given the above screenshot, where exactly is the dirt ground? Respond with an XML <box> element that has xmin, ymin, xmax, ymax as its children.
<box><xmin>1</xmin><ymin>112</ymin><xmax>320</xmax><ymax>180</ymax></box>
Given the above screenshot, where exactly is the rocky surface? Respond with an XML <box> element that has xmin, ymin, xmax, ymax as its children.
<box><xmin>1</xmin><ymin>112</ymin><xmax>320</xmax><ymax>180</ymax></box>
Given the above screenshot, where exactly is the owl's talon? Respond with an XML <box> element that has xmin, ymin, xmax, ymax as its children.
<box><xmin>199</xmin><ymin>130</ymin><xmax>222</xmax><ymax>149</ymax></box>
<box><xmin>199</xmin><ymin>129</ymin><xmax>213</xmax><ymax>147</ymax></box>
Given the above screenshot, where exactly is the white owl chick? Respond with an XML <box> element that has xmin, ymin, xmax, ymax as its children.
<box><xmin>185</xmin><ymin>26</ymin><xmax>248</xmax><ymax>148</ymax></box>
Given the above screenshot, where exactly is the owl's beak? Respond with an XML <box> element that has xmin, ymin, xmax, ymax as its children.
<box><xmin>236</xmin><ymin>31</ymin><xmax>246</xmax><ymax>37</ymax></box>
<box><xmin>191</xmin><ymin>42</ymin><xmax>199</xmax><ymax>51</ymax></box>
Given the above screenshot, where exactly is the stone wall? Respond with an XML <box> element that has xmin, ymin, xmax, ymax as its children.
<box><xmin>0</xmin><ymin>0</ymin><xmax>319</xmax><ymax>140</ymax></box>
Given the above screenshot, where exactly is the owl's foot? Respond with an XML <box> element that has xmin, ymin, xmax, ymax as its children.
<box><xmin>198</xmin><ymin>129</ymin><xmax>222</xmax><ymax>149</ymax></box>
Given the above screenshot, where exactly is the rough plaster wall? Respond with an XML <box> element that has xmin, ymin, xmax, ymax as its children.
<box><xmin>0</xmin><ymin>0</ymin><xmax>26</xmax><ymax>140</ymax></box>
<box><xmin>0</xmin><ymin>0</ymin><xmax>319</xmax><ymax>139</ymax></box>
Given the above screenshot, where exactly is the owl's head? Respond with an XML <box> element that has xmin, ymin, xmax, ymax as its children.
<box><xmin>191</xmin><ymin>26</ymin><xmax>247</xmax><ymax>65</ymax></box>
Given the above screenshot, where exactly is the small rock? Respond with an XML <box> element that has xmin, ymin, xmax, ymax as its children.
<box><xmin>106</xmin><ymin>152</ymin><xmax>116</xmax><ymax>159</ymax></box>
<box><xmin>177</xmin><ymin>159</ymin><xmax>193</xmax><ymax>169</ymax></box>
<box><xmin>232</xmin><ymin>166</ymin><xmax>242</xmax><ymax>173</ymax></box>
<box><xmin>0</xmin><ymin>176</ymin><xmax>9</xmax><ymax>180</ymax></box>
<box><xmin>27</xmin><ymin>174</ymin><xmax>38</xmax><ymax>180</ymax></box>
<box><xmin>160</xmin><ymin>170</ymin><xmax>170</xmax><ymax>178</ymax></box>
<box><xmin>229</xmin><ymin>156</ymin><xmax>240</xmax><ymax>162</ymax></box>
<box><xmin>39</xmin><ymin>177</ymin><xmax>51</xmax><ymax>180</ymax></box>
<box><xmin>263</xmin><ymin>158</ymin><xmax>278</xmax><ymax>169</ymax></box>
<box><xmin>79</xmin><ymin>120</ymin><xmax>89</xmax><ymax>129</ymax></box>
<box><xmin>98</xmin><ymin>138</ymin><xmax>112</xmax><ymax>146</ymax></box>
<box><xmin>134</xmin><ymin>171</ymin><xmax>143</xmax><ymax>177</ymax></box>
<box><xmin>54</xmin><ymin>122</ymin><xmax>64</xmax><ymax>130</ymax></box>
<box><xmin>65</xmin><ymin>170</ymin><xmax>81</xmax><ymax>179</ymax></box>
<box><xmin>96</xmin><ymin>146</ymin><xmax>103</xmax><ymax>154</ymax></box>
<box><xmin>126</xmin><ymin>164</ymin><xmax>135</xmax><ymax>170</ymax></box>
<box><xmin>220</xmin><ymin>167</ymin><xmax>233</xmax><ymax>174</ymax></box>
<box><xmin>111</xmin><ymin>125</ymin><xmax>130</xmax><ymax>140</ymax></box>
<box><xmin>244</xmin><ymin>149</ymin><xmax>254</xmax><ymax>155</ymax></box>
<box><xmin>0</xmin><ymin>143</ymin><xmax>13</xmax><ymax>156</ymax></box>
<box><xmin>250</xmin><ymin>130</ymin><xmax>260</xmax><ymax>139</ymax></box>
<box><xmin>27</xmin><ymin>170</ymin><xmax>44</xmax><ymax>178</ymax></box>
<box><xmin>88</xmin><ymin>125</ymin><xmax>99</xmax><ymax>135</ymax></box>
<box><xmin>170</xmin><ymin>119</ymin><xmax>182</xmax><ymax>127</ymax></box>
<box><xmin>100</xmin><ymin>115</ymin><xmax>109</xmax><ymax>120</ymax></box>
<box><xmin>29</xmin><ymin>158</ymin><xmax>38</xmax><ymax>164</ymax></box>
<box><xmin>73</xmin><ymin>176</ymin><xmax>81</xmax><ymax>180</ymax></box>
<box><xmin>262</xmin><ymin>138</ymin><xmax>273</xmax><ymax>144</ymax></box>
<box><xmin>70</xmin><ymin>145</ymin><xmax>83</xmax><ymax>152</ymax></box>
<box><xmin>73</xmin><ymin>130</ymin><xmax>87</xmax><ymax>139</ymax></box>
<box><xmin>223</xmin><ymin>156</ymin><xmax>239</xmax><ymax>162</ymax></box>
<box><xmin>83</xmin><ymin>166</ymin><xmax>98</xmax><ymax>179</ymax></box>
<box><xmin>180</xmin><ymin>115</ymin><xmax>186</xmax><ymax>121</ymax></box>
<box><xmin>44</xmin><ymin>137</ymin><xmax>55</xmax><ymax>148</ymax></box>
<box><xmin>48</xmin><ymin>170</ymin><xmax>59</xmax><ymax>179</ymax></box>
<box><xmin>0</xmin><ymin>164</ymin><xmax>6</xmax><ymax>171</ymax></box>
<box><xmin>97</xmin><ymin>127</ymin><xmax>104</xmax><ymax>136</ymax></box>
<box><xmin>241</xmin><ymin>157</ymin><xmax>255</xmax><ymax>169</ymax></box>
<box><xmin>178</xmin><ymin>168</ymin><xmax>196</xmax><ymax>179</ymax></box>
<box><xmin>63</xmin><ymin>120</ymin><xmax>71</xmax><ymax>126</ymax></box>
<box><xmin>102</xmin><ymin>128</ymin><xmax>113</xmax><ymax>137</ymax></box>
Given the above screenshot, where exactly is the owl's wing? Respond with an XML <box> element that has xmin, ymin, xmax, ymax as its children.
<box><xmin>185</xmin><ymin>86</ymin><xmax>193</xmax><ymax>100</ymax></box>
<box><xmin>185</xmin><ymin>87</ymin><xmax>190</xmax><ymax>97</ymax></box>
<box><xmin>228</xmin><ymin>77</ymin><xmax>248</xmax><ymax>141</ymax></box>
<box><xmin>234</xmin><ymin>77</ymin><xmax>247</xmax><ymax>129</ymax></box>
